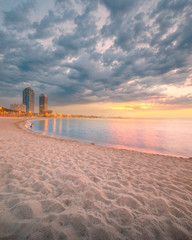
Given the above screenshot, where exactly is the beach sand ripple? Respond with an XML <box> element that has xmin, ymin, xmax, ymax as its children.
<box><xmin>0</xmin><ymin>118</ymin><xmax>192</xmax><ymax>240</ymax></box>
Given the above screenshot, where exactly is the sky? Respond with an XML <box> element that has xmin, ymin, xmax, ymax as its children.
<box><xmin>0</xmin><ymin>0</ymin><xmax>192</xmax><ymax>118</ymax></box>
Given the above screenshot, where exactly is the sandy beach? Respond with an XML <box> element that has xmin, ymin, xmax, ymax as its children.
<box><xmin>0</xmin><ymin>118</ymin><xmax>192</xmax><ymax>240</ymax></box>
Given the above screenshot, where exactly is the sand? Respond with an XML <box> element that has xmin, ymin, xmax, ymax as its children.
<box><xmin>0</xmin><ymin>118</ymin><xmax>192</xmax><ymax>240</ymax></box>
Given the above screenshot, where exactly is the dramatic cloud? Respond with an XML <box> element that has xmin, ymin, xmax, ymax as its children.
<box><xmin>0</xmin><ymin>0</ymin><xmax>192</xmax><ymax>114</ymax></box>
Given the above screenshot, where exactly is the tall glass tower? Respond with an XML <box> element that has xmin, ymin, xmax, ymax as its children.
<box><xmin>39</xmin><ymin>93</ymin><xmax>48</xmax><ymax>113</ymax></box>
<box><xmin>23</xmin><ymin>87</ymin><xmax>34</xmax><ymax>113</ymax></box>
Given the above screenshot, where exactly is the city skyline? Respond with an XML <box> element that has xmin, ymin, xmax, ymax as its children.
<box><xmin>39</xmin><ymin>93</ymin><xmax>48</xmax><ymax>113</ymax></box>
<box><xmin>0</xmin><ymin>0</ymin><xmax>192</xmax><ymax>118</ymax></box>
<box><xmin>23</xmin><ymin>87</ymin><xmax>34</xmax><ymax>113</ymax></box>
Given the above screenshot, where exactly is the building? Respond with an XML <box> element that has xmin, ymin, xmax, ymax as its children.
<box><xmin>10</xmin><ymin>104</ymin><xmax>26</xmax><ymax>112</ymax></box>
<box><xmin>23</xmin><ymin>87</ymin><xmax>34</xmax><ymax>113</ymax></box>
<box><xmin>39</xmin><ymin>93</ymin><xmax>48</xmax><ymax>113</ymax></box>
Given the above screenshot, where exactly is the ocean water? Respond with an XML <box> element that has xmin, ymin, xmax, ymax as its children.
<box><xmin>30</xmin><ymin>118</ymin><xmax>192</xmax><ymax>158</ymax></box>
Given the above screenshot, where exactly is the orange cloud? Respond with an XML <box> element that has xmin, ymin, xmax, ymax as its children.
<box><xmin>109</xmin><ymin>102</ymin><xmax>152</xmax><ymax>111</ymax></box>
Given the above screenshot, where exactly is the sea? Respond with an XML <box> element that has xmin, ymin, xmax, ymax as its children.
<box><xmin>28</xmin><ymin>118</ymin><xmax>192</xmax><ymax>158</ymax></box>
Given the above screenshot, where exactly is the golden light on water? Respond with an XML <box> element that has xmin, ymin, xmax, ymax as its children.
<box><xmin>44</xmin><ymin>119</ymin><xmax>48</xmax><ymax>131</ymax></box>
<box><xmin>59</xmin><ymin>118</ymin><xmax>62</xmax><ymax>133</ymax></box>
<box><xmin>53</xmin><ymin>118</ymin><xmax>56</xmax><ymax>132</ymax></box>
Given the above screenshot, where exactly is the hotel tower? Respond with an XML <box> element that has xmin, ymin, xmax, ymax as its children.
<box><xmin>23</xmin><ymin>87</ymin><xmax>34</xmax><ymax>113</ymax></box>
<box><xmin>39</xmin><ymin>93</ymin><xmax>48</xmax><ymax>113</ymax></box>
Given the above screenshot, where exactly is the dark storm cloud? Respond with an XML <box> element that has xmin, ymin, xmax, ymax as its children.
<box><xmin>29</xmin><ymin>10</ymin><xmax>60</xmax><ymax>40</ymax></box>
<box><xmin>100</xmin><ymin>0</ymin><xmax>140</xmax><ymax>17</ymax></box>
<box><xmin>0</xmin><ymin>0</ymin><xmax>192</xmax><ymax>108</ymax></box>
<box><xmin>152</xmin><ymin>0</ymin><xmax>190</xmax><ymax>15</ymax></box>
<box><xmin>56</xmin><ymin>34</ymin><xmax>97</xmax><ymax>54</ymax></box>
<box><xmin>53</xmin><ymin>2</ymin><xmax>99</xmax><ymax>58</ymax></box>
<box><xmin>29</xmin><ymin>8</ymin><xmax>76</xmax><ymax>40</ymax></box>
<box><xmin>67</xmin><ymin>64</ymin><xmax>89</xmax><ymax>81</ymax></box>
<box><xmin>0</xmin><ymin>30</ymin><xmax>18</xmax><ymax>52</ymax></box>
<box><xmin>3</xmin><ymin>0</ymin><xmax>35</xmax><ymax>31</ymax></box>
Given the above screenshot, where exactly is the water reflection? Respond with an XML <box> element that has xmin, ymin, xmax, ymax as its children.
<box><xmin>53</xmin><ymin>118</ymin><xmax>56</xmax><ymax>132</ymax></box>
<box><xmin>32</xmin><ymin>118</ymin><xmax>192</xmax><ymax>158</ymax></box>
<box><xmin>106</xmin><ymin>119</ymin><xmax>170</xmax><ymax>154</ymax></box>
<box><xmin>59</xmin><ymin>118</ymin><xmax>62</xmax><ymax>133</ymax></box>
<box><xmin>44</xmin><ymin>119</ymin><xmax>48</xmax><ymax>131</ymax></box>
<box><xmin>66</xmin><ymin>118</ymin><xmax>69</xmax><ymax>136</ymax></box>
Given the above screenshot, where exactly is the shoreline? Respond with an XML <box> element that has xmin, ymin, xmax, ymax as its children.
<box><xmin>0</xmin><ymin>118</ymin><xmax>192</xmax><ymax>240</ymax></box>
<box><xmin>21</xmin><ymin>117</ymin><xmax>190</xmax><ymax>160</ymax></box>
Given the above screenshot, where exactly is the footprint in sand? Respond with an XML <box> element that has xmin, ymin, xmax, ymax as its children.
<box><xmin>11</xmin><ymin>202</ymin><xmax>33</xmax><ymax>219</ymax></box>
<box><xmin>41</xmin><ymin>199</ymin><xmax>65</xmax><ymax>213</ymax></box>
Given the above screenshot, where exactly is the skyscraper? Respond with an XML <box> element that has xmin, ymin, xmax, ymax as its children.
<box><xmin>39</xmin><ymin>93</ymin><xmax>48</xmax><ymax>113</ymax></box>
<box><xmin>23</xmin><ymin>87</ymin><xmax>34</xmax><ymax>113</ymax></box>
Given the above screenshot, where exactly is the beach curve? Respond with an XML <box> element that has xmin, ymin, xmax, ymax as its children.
<box><xmin>0</xmin><ymin>118</ymin><xmax>192</xmax><ymax>240</ymax></box>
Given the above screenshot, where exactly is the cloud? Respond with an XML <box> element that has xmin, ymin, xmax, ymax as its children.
<box><xmin>0</xmin><ymin>0</ymin><xmax>192</xmax><ymax>112</ymax></box>
<box><xmin>100</xmin><ymin>0</ymin><xmax>140</xmax><ymax>17</ymax></box>
<box><xmin>29</xmin><ymin>7</ymin><xmax>76</xmax><ymax>40</ymax></box>
<box><xmin>3</xmin><ymin>0</ymin><xmax>35</xmax><ymax>31</ymax></box>
<box><xmin>161</xmin><ymin>94</ymin><xmax>192</xmax><ymax>106</ymax></box>
<box><xmin>152</xmin><ymin>0</ymin><xmax>190</xmax><ymax>15</ymax></box>
<box><xmin>55</xmin><ymin>34</ymin><xmax>97</xmax><ymax>55</ymax></box>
